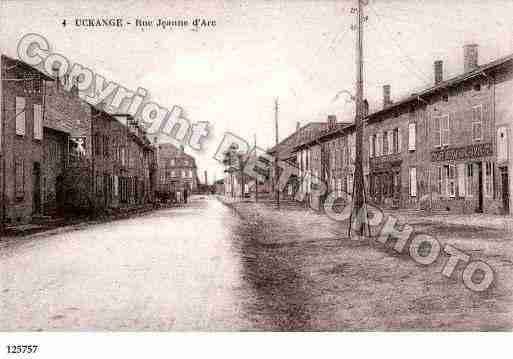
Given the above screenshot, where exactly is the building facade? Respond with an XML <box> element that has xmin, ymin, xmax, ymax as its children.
<box><xmin>1</xmin><ymin>55</ymin><xmax>53</xmax><ymax>224</ymax></box>
<box><xmin>156</xmin><ymin>142</ymin><xmax>198</xmax><ymax>201</ymax></box>
<box><xmin>365</xmin><ymin>45</ymin><xmax>513</xmax><ymax>214</ymax></box>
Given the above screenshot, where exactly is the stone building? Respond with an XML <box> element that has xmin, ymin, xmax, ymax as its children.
<box><xmin>294</xmin><ymin>118</ymin><xmax>355</xmax><ymax>210</ymax></box>
<box><xmin>155</xmin><ymin>142</ymin><xmax>198</xmax><ymax>201</ymax></box>
<box><xmin>365</xmin><ymin>45</ymin><xmax>513</xmax><ymax>214</ymax></box>
<box><xmin>1</xmin><ymin>55</ymin><xmax>53</xmax><ymax>224</ymax></box>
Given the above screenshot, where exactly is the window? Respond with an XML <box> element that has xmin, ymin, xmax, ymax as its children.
<box><xmin>15</xmin><ymin>160</ymin><xmax>24</xmax><ymax>199</ymax></box>
<box><xmin>446</xmin><ymin>165</ymin><xmax>456</xmax><ymax>198</ymax></box>
<box><xmin>189</xmin><ymin>170</ymin><xmax>193</xmax><ymax>178</ymax></box>
<box><xmin>457</xmin><ymin>164</ymin><xmax>466</xmax><ymax>197</ymax></box>
<box><xmin>485</xmin><ymin>162</ymin><xmax>493</xmax><ymax>197</ymax></box>
<box><xmin>171</xmin><ymin>159</ymin><xmax>176</xmax><ymax>166</ymax></box>
<box><xmin>408</xmin><ymin>123</ymin><xmax>416</xmax><ymax>151</ymax></box>
<box><xmin>369</xmin><ymin>136</ymin><xmax>374</xmax><ymax>158</ymax></box>
<box><xmin>171</xmin><ymin>170</ymin><xmax>176</xmax><ymax>177</ymax></box>
<box><xmin>466</xmin><ymin>163</ymin><xmax>473</xmax><ymax>197</ymax></box>
<box><xmin>182</xmin><ymin>170</ymin><xmax>187</xmax><ymax>178</ymax></box>
<box><xmin>409</xmin><ymin>167</ymin><xmax>417</xmax><ymax>197</ymax></box>
<box><xmin>33</xmin><ymin>104</ymin><xmax>43</xmax><ymax>140</ymax></box>
<box><xmin>372</xmin><ymin>134</ymin><xmax>377</xmax><ymax>157</ymax></box>
<box><xmin>472</xmin><ymin>105</ymin><xmax>483</xmax><ymax>141</ymax></box>
<box><xmin>15</xmin><ymin>97</ymin><xmax>26</xmax><ymax>136</ymax></box>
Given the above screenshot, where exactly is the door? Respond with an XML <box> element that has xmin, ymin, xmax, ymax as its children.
<box><xmin>501</xmin><ymin>167</ymin><xmax>510</xmax><ymax>214</ymax></box>
<box><xmin>477</xmin><ymin>162</ymin><xmax>483</xmax><ymax>213</ymax></box>
<box><xmin>33</xmin><ymin>162</ymin><xmax>41</xmax><ymax>215</ymax></box>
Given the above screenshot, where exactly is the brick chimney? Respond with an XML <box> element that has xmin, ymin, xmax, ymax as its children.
<box><xmin>464</xmin><ymin>44</ymin><xmax>479</xmax><ymax>72</ymax></box>
<box><xmin>434</xmin><ymin>60</ymin><xmax>443</xmax><ymax>85</ymax></box>
<box><xmin>383</xmin><ymin>85</ymin><xmax>391</xmax><ymax>108</ymax></box>
<box><xmin>296</xmin><ymin>122</ymin><xmax>300</xmax><ymax>132</ymax></box>
<box><xmin>327</xmin><ymin>115</ymin><xmax>336</xmax><ymax>129</ymax></box>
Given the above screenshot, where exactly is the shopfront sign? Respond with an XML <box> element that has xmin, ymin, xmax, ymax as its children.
<box><xmin>431</xmin><ymin>142</ymin><xmax>493</xmax><ymax>162</ymax></box>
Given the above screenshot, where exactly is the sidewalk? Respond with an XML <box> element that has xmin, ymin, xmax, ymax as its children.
<box><xmin>1</xmin><ymin>203</ymin><xmax>158</xmax><ymax>239</ymax></box>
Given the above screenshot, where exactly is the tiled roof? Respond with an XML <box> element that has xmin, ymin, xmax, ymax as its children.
<box><xmin>366</xmin><ymin>53</ymin><xmax>513</xmax><ymax>120</ymax></box>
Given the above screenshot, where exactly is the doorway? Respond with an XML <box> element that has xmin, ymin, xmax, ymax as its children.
<box><xmin>501</xmin><ymin>167</ymin><xmax>510</xmax><ymax>214</ymax></box>
<box><xmin>33</xmin><ymin>162</ymin><xmax>41</xmax><ymax>215</ymax></box>
<box><xmin>477</xmin><ymin>162</ymin><xmax>483</xmax><ymax>213</ymax></box>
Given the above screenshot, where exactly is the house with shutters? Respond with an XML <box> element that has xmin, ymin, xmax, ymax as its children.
<box><xmin>365</xmin><ymin>44</ymin><xmax>513</xmax><ymax>215</ymax></box>
<box><xmin>1</xmin><ymin>55</ymin><xmax>54</xmax><ymax>224</ymax></box>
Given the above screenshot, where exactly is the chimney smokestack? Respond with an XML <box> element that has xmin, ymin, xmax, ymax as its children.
<box><xmin>434</xmin><ymin>60</ymin><xmax>443</xmax><ymax>85</ymax></box>
<box><xmin>464</xmin><ymin>44</ymin><xmax>479</xmax><ymax>72</ymax></box>
<box><xmin>383</xmin><ymin>85</ymin><xmax>391</xmax><ymax>108</ymax></box>
<box><xmin>327</xmin><ymin>115</ymin><xmax>336</xmax><ymax>129</ymax></box>
<box><xmin>296</xmin><ymin>122</ymin><xmax>300</xmax><ymax>131</ymax></box>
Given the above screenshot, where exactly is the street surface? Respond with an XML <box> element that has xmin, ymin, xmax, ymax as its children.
<box><xmin>1</xmin><ymin>196</ymin><xmax>512</xmax><ymax>330</ymax></box>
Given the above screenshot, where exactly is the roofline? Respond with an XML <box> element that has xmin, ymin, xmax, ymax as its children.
<box><xmin>293</xmin><ymin>123</ymin><xmax>355</xmax><ymax>151</ymax></box>
<box><xmin>366</xmin><ymin>53</ymin><xmax>513</xmax><ymax>121</ymax></box>
<box><xmin>1</xmin><ymin>54</ymin><xmax>54</xmax><ymax>81</ymax></box>
<box><xmin>267</xmin><ymin>121</ymin><xmax>327</xmax><ymax>153</ymax></box>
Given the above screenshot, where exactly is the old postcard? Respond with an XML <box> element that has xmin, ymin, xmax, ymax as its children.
<box><xmin>1</xmin><ymin>0</ymin><xmax>512</xmax><ymax>357</ymax></box>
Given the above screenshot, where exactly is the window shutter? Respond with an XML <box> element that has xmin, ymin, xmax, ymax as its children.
<box><xmin>397</xmin><ymin>127</ymin><xmax>402</xmax><ymax>152</ymax></box>
<box><xmin>434</xmin><ymin>117</ymin><xmax>441</xmax><ymax>147</ymax></box>
<box><xmin>408</xmin><ymin>123</ymin><xmax>416</xmax><ymax>151</ymax></box>
<box><xmin>376</xmin><ymin>133</ymin><xmax>381</xmax><ymax>156</ymax></box>
<box><xmin>33</xmin><ymin>104</ymin><xmax>43</xmax><ymax>140</ymax></box>
<box><xmin>410</xmin><ymin>167</ymin><xmax>417</xmax><ymax>197</ymax></box>
<box><xmin>15</xmin><ymin>97</ymin><xmax>26</xmax><ymax>135</ymax></box>
<box><xmin>457</xmin><ymin>164</ymin><xmax>465</xmax><ymax>197</ymax></box>
<box><xmin>442</xmin><ymin>115</ymin><xmax>450</xmax><ymax>145</ymax></box>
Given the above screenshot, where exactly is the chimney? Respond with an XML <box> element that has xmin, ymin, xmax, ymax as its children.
<box><xmin>383</xmin><ymin>85</ymin><xmax>391</xmax><ymax>108</ymax></box>
<box><xmin>363</xmin><ymin>99</ymin><xmax>369</xmax><ymax>117</ymax></box>
<box><xmin>464</xmin><ymin>44</ymin><xmax>479</xmax><ymax>72</ymax></box>
<box><xmin>296</xmin><ymin>122</ymin><xmax>300</xmax><ymax>132</ymax></box>
<box><xmin>327</xmin><ymin>115</ymin><xmax>336</xmax><ymax>129</ymax></box>
<box><xmin>70</xmin><ymin>76</ymin><xmax>79</xmax><ymax>96</ymax></box>
<box><xmin>52</xmin><ymin>65</ymin><xmax>60</xmax><ymax>90</ymax></box>
<box><xmin>434</xmin><ymin>60</ymin><xmax>443</xmax><ymax>85</ymax></box>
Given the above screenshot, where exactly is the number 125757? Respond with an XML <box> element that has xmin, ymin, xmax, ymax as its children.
<box><xmin>6</xmin><ymin>345</ymin><xmax>39</xmax><ymax>354</ymax></box>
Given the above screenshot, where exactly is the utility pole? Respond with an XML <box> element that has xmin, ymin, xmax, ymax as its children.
<box><xmin>0</xmin><ymin>55</ymin><xmax>4</xmax><ymax>235</ymax></box>
<box><xmin>274</xmin><ymin>98</ymin><xmax>280</xmax><ymax>209</ymax></box>
<box><xmin>254</xmin><ymin>133</ymin><xmax>258</xmax><ymax>203</ymax></box>
<box><xmin>349</xmin><ymin>0</ymin><xmax>370</xmax><ymax>237</ymax></box>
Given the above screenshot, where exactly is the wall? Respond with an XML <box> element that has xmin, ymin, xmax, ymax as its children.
<box><xmin>494</xmin><ymin>65</ymin><xmax>513</xmax><ymax>214</ymax></box>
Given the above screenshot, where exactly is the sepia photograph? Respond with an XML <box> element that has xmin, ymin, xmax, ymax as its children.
<box><xmin>1</xmin><ymin>0</ymin><xmax>512</xmax><ymax>357</ymax></box>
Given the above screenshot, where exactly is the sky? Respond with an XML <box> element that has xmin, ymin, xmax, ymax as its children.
<box><xmin>2</xmin><ymin>0</ymin><xmax>513</xmax><ymax>183</ymax></box>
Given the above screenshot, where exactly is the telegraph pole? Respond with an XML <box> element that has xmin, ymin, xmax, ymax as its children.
<box><xmin>349</xmin><ymin>0</ymin><xmax>370</xmax><ymax>237</ymax></box>
<box><xmin>254</xmin><ymin>133</ymin><xmax>258</xmax><ymax>203</ymax></box>
<box><xmin>274</xmin><ymin>98</ymin><xmax>280</xmax><ymax>209</ymax></box>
